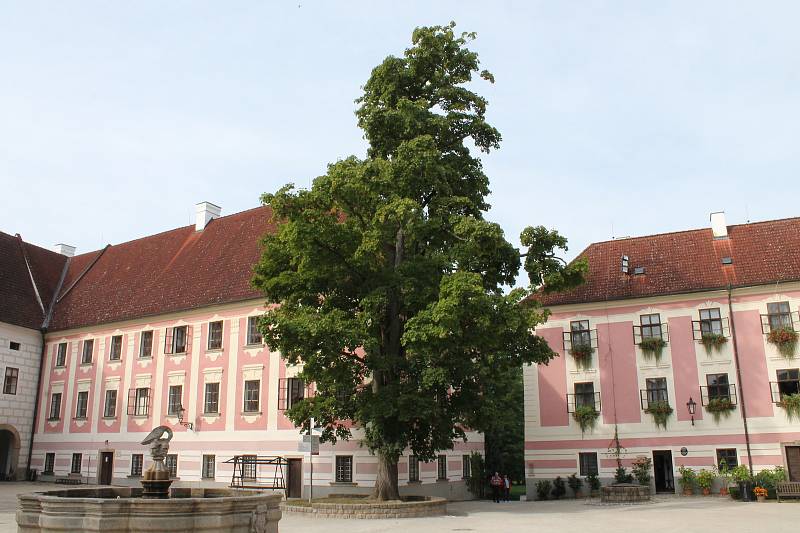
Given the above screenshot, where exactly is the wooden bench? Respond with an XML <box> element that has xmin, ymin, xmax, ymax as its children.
<box><xmin>776</xmin><ymin>481</ymin><xmax>800</xmax><ymax>502</ymax></box>
<box><xmin>55</xmin><ymin>476</ymin><xmax>83</xmax><ymax>485</ymax></box>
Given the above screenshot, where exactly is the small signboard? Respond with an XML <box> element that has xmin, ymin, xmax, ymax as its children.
<box><xmin>299</xmin><ymin>434</ymin><xmax>320</xmax><ymax>455</ymax></box>
<box><xmin>680</xmin><ymin>447</ymin><xmax>688</xmax><ymax>456</ymax></box>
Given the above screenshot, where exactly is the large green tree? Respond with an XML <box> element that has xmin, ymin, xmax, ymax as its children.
<box><xmin>253</xmin><ymin>22</ymin><xmax>586</xmax><ymax>500</ymax></box>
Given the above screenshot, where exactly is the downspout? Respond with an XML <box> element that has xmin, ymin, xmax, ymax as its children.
<box><xmin>727</xmin><ymin>284</ymin><xmax>754</xmax><ymax>476</ymax></box>
<box><xmin>26</xmin><ymin>328</ymin><xmax>47</xmax><ymax>477</ymax></box>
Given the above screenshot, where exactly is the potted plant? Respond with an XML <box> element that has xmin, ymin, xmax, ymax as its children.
<box><xmin>731</xmin><ymin>465</ymin><xmax>753</xmax><ymax>502</ymax></box>
<box><xmin>697</xmin><ymin>469</ymin><xmax>715</xmax><ymax>496</ymax></box>
<box><xmin>706</xmin><ymin>397</ymin><xmax>736</xmax><ymax>422</ymax></box>
<box><xmin>700</xmin><ymin>332</ymin><xmax>728</xmax><ymax>353</ymax></box>
<box><xmin>572</xmin><ymin>404</ymin><xmax>600</xmax><ymax>434</ymax></box>
<box><xmin>716</xmin><ymin>459</ymin><xmax>732</xmax><ymax>496</ymax></box>
<box><xmin>644</xmin><ymin>400</ymin><xmax>673</xmax><ymax>429</ymax></box>
<box><xmin>569</xmin><ymin>343</ymin><xmax>594</xmax><ymax>368</ymax></box>
<box><xmin>586</xmin><ymin>472</ymin><xmax>601</xmax><ymax>497</ymax></box>
<box><xmin>631</xmin><ymin>456</ymin><xmax>652</xmax><ymax>487</ymax></box>
<box><xmin>777</xmin><ymin>393</ymin><xmax>800</xmax><ymax>421</ymax></box>
<box><xmin>551</xmin><ymin>476</ymin><xmax>566</xmax><ymax>500</ymax></box>
<box><xmin>754</xmin><ymin>486</ymin><xmax>768</xmax><ymax>503</ymax></box>
<box><xmin>567</xmin><ymin>473</ymin><xmax>583</xmax><ymax>498</ymax></box>
<box><xmin>535</xmin><ymin>479</ymin><xmax>552</xmax><ymax>501</ymax></box>
<box><xmin>639</xmin><ymin>337</ymin><xmax>667</xmax><ymax>361</ymax></box>
<box><xmin>767</xmin><ymin>326</ymin><xmax>798</xmax><ymax>358</ymax></box>
<box><xmin>678</xmin><ymin>466</ymin><xmax>696</xmax><ymax>496</ymax></box>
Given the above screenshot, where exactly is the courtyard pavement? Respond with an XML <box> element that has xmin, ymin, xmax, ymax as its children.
<box><xmin>0</xmin><ymin>483</ymin><xmax>797</xmax><ymax>532</ymax></box>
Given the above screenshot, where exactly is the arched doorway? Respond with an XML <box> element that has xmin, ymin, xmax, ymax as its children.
<box><xmin>0</xmin><ymin>425</ymin><xmax>21</xmax><ymax>480</ymax></box>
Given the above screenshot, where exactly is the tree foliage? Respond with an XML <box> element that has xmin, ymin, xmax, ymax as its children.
<box><xmin>252</xmin><ymin>22</ymin><xmax>586</xmax><ymax>500</ymax></box>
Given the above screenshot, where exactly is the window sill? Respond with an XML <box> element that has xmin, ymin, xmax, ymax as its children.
<box><xmin>168</xmin><ymin>352</ymin><xmax>188</xmax><ymax>357</ymax></box>
<box><xmin>102</xmin><ymin>416</ymin><xmax>117</xmax><ymax>420</ymax></box>
<box><xmin>206</xmin><ymin>348</ymin><xmax>223</xmax><ymax>353</ymax></box>
<box><xmin>129</xmin><ymin>414</ymin><xmax>150</xmax><ymax>419</ymax></box>
<box><xmin>242</xmin><ymin>411</ymin><xmax>262</xmax><ymax>415</ymax></box>
<box><xmin>80</xmin><ymin>363</ymin><xmax>93</xmax><ymax>367</ymax></box>
<box><xmin>329</xmin><ymin>481</ymin><xmax>357</xmax><ymax>486</ymax></box>
<box><xmin>244</xmin><ymin>344</ymin><xmax>264</xmax><ymax>349</ymax></box>
<box><xmin>108</xmin><ymin>359</ymin><xmax>122</xmax><ymax>363</ymax></box>
<box><xmin>138</xmin><ymin>356</ymin><xmax>152</xmax><ymax>360</ymax></box>
<box><xmin>201</xmin><ymin>476</ymin><xmax>216</xmax><ymax>480</ymax></box>
<box><xmin>203</xmin><ymin>412</ymin><xmax>221</xmax><ymax>417</ymax></box>
<box><xmin>47</xmin><ymin>418</ymin><xmax>60</xmax><ymax>422</ymax></box>
<box><xmin>54</xmin><ymin>365</ymin><xmax>66</xmax><ymax>369</ymax></box>
<box><xmin>73</xmin><ymin>417</ymin><xmax>88</xmax><ymax>421</ymax></box>
<box><xmin>406</xmin><ymin>480</ymin><xmax>421</xmax><ymax>485</ymax></box>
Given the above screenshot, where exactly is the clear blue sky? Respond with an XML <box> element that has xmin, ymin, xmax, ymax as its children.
<box><xmin>2</xmin><ymin>1</ymin><xmax>799</xmax><ymax>271</ymax></box>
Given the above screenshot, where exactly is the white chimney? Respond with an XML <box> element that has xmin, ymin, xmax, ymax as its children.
<box><xmin>53</xmin><ymin>243</ymin><xmax>76</xmax><ymax>257</ymax></box>
<box><xmin>710</xmin><ymin>211</ymin><xmax>728</xmax><ymax>239</ymax></box>
<box><xmin>195</xmin><ymin>201</ymin><xmax>221</xmax><ymax>231</ymax></box>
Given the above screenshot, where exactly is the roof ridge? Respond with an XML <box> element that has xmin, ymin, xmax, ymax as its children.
<box><xmin>69</xmin><ymin>204</ymin><xmax>270</xmax><ymax>259</ymax></box>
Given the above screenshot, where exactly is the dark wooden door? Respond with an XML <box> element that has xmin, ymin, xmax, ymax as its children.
<box><xmin>286</xmin><ymin>459</ymin><xmax>303</xmax><ymax>498</ymax></box>
<box><xmin>99</xmin><ymin>452</ymin><xmax>114</xmax><ymax>485</ymax></box>
<box><xmin>653</xmin><ymin>450</ymin><xmax>674</xmax><ymax>493</ymax></box>
<box><xmin>787</xmin><ymin>446</ymin><xmax>800</xmax><ymax>481</ymax></box>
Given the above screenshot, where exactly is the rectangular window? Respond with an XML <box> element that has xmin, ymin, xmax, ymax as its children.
<box><xmin>646</xmin><ymin>377</ymin><xmax>668</xmax><ymax>404</ymax></box>
<box><xmin>9</xmin><ymin>341</ymin><xmax>19</xmax><ymax>350</ymax></box>
<box><xmin>437</xmin><ymin>455</ymin><xmax>447</xmax><ymax>480</ymax></box>
<box><xmin>167</xmin><ymin>385</ymin><xmax>183</xmax><ymax>415</ymax></box>
<box><xmin>165</xmin><ymin>454</ymin><xmax>178</xmax><ymax>478</ymax></box>
<box><xmin>202</xmin><ymin>455</ymin><xmax>215</xmax><ymax>479</ymax></box>
<box><xmin>75</xmin><ymin>391</ymin><xmax>89</xmax><ymax>419</ymax></box>
<box><xmin>81</xmin><ymin>339</ymin><xmax>94</xmax><ymax>364</ymax></box>
<box><xmin>56</xmin><ymin>343</ymin><xmax>67</xmax><ymax>367</ymax></box>
<box><xmin>699</xmin><ymin>308</ymin><xmax>723</xmax><ymax>335</ymax></box>
<box><xmin>3</xmin><ymin>367</ymin><xmax>18</xmax><ymax>395</ymax></box>
<box><xmin>71</xmin><ymin>453</ymin><xmax>82</xmax><ymax>474</ymax></box>
<box><xmin>570</xmin><ymin>320</ymin><xmax>591</xmax><ymax>347</ymax></box>
<box><xmin>204</xmin><ymin>382</ymin><xmax>220</xmax><ymax>414</ymax></box>
<box><xmin>462</xmin><ymin>455</ymin><xmax>471</xmax><ymax>479</ymax></box>
<box><xmin>247</xmin><ymin>316</ymin><xmax>262</xmax><ymax>345</ymax></box>
<box><xmin>408</xmin><ymin>455</ymin><xmax>419</xmax><ymax>482</ymax></box>
<box><xmin>288</xmin><ymin>378</ymin><xmax>304</xmax><ymax>409</ymax></box>
<box><xmin>109</xmin><ymin>335</ymin><xmax>123</xmax><ymax>361</ymax></box>
<box><xmin>44</xmin><ymin>453</ymin><xmax>55</xmax><ymax>474</ymax></box>
<box><xmin>706</xmin><ymin>373</ymin><xmax>730</xmax><ymax>400</ymax></box>
<box><xmin>574</xmin><ymin>382</ymin><xmax>595</xmax><ymax>409</ymax></box>
<box><xmin>244</xmin><ymin>380</ymin><xmax>260</xmax><ymax>413</ymax></box>
<box><xmin>335</xmin><ymin>456</ymin><xmax>353</xmax><ymax>483</ymax></box>
<box><xmin>164</xmin><ymin>326</ymin><xmax>191</xmax><ymax>355</ymax></box>
<box><xmin>716</xmin><ymin>448</ymin><xmax>738</xmax><ymax>470</ymax></box>
<box><xmin>139</xmin><ymin>331</ymin><xmax>153</xmax><ymax>358</ymax></box>
<box><xmin>128</xmin><ymin>387</ymin><xmax>150</xmax><ymax>416</ymax></box>
<box><xmin>131</xmin><ymin>454</ymin><xmax>143</xmax><ymax>477</ymax></box>
<box><xmin>103</xmin><ymin>389</ymin><xmax>117</xmax><ymax>418</ymax></box>
<box><xmin>579</xmin><ymin>452</ymin><xmax>598</xmax><ymax>476</ymax></box>
<box><xmin>208</xmin><ymin>321</ymin><xmax>223</xmax><ymax>350</ymax></box>
<box><xmin>242</xmin><ymin>454</ymin><xmax>257</xmax><ymax>481</ymax></box>
<box><xmin>640</xmin><ymin>313</ymin><xmax>662</xmax><ymax>339</ymax></box>
<box><xmin>49</xmin><ymin>392</ymin><xmax>62</xmax><ymax>420</ymax></box>
<box><xmin>767</xmin><ymin>302</ymin><xmax>793</xmax><ymax>331</ymax></box>
<box><xmin>777</xmin><ymin>369</ymin><xmax>800</xmax><ymax>398</ymax></box>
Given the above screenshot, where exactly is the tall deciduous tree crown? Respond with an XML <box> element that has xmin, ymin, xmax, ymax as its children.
<box><xmin>252</xmin><ymin>22</ymin><xmax>586</xmax><ymax>500</ymax></box>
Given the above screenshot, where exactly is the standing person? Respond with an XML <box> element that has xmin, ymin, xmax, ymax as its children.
<box><xmin>490</xmin><ymin>472</ymin><xmax>503</xmax><ymax>503</ymax></box>
<box><xmin>504</xmin><ymin>474</ymin><xmax>511</xmax><ymax>502</ymax></box>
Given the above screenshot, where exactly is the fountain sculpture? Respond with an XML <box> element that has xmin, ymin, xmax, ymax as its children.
<box><xmin>17</xmin><ymin>426</ymin><xmax>282</xmax><ymax>532</ymax></box>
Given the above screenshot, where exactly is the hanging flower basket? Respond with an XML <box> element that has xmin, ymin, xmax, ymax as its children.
<box><xmin>569</xmin><ymin>343</ymin><xmax>594</xmax><ymax>368</ymax></box>
<box><xmin>645</xmin><ymin>400</ymin><xmax>673</xmax><ymax>429</ymax></box>
<box><xmin>639</xmin><ymin>337</ymin><xmax>666</xmax><ymax>361</ymax></box>
<box><xmin>706</xmin><ymin>397</ymin><xmax>735</xmax><ymax>422</ymax></box>
<box><xmin>700</xmin><ymin>333</ymin><xmax>727</xmax><ymax>353</ymax></box>
<box><xmin>572</xmin><ymin>405</ymin><xmax>600</xmax><ymax>435</ymax></box>
<box><xmin>778</xmin><ymin>393</ymin><xmax>800</xmax><ymax>421</ymax></box>
<box><xmin>767</xmin><ymin>327</ymin><xmax>798</xmax><ymax>358</ymax></box>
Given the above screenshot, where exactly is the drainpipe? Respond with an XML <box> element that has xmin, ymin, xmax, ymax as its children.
<box><xmin>26</xmin><ymin>328</ymin><xmax>47</xmax><ymax>478</ymax></box>
<box><xmin>726</xmin><ymin>285</ymin><xmax>754</xmax><ymax>476</ymax></box>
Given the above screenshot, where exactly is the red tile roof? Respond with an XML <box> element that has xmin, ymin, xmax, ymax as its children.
<box><xmin>537</xmin><ymin>217</ymin><xmax>800</xmax><ymax>306</ymax></box>
<box><xmin>48</xmin><ymin>205</ymin><xmax>276</xmax><ymax>331</ymax></box>
<box><xmin>0</xmin><ymin>231</ymin><xmax>68</xmax><ymax>330</ymax></box>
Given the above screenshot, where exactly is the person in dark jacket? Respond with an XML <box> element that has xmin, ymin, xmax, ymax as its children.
<box><xmin>503</xmin><ymin>474</ymin><xmax>511</xmax><ymax>501</ymax></box>
<box><xmin>490</xmin><ymin>472</ymin><xmax>503</xmax><ymax>503</ymax></box>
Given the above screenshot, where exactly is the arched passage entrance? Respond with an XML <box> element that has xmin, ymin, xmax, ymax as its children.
<box><xmin>0</xmin><ymin>424</ymin><xmax>21</xmax><ymax>480</ymax></box>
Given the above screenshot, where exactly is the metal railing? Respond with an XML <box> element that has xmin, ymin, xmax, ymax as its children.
<box><xmin>691</xmin><ymin>317</ymin><xmax>731</xmax><ymax>340</ymax></box>
<box><xmin>566</xmin><ymin>392</ymin><xmax>601</xmax><ymax>413</ymax></box>
<box><xmin>225</xmin><ymin>455</ymin><xmax>288</xmax><ymax>493</ymax></box>
<box><xmin>700</xmin><ymin>384</ymin><xmax>738</xmax><ymax>406</ymax></box>
<box><xmin>640</xmin><ymin>388</ymin><xmax>670</xmax><ymax>410</ymax></box>
<box><xmin>760</xmin><ymin>311</ymin><xmax>800</xmax><ymax>334</ymax></box>
<box><xmin>633</xmin><ymin>324</ymin><xmax>669</xmax><ymax>345</ymax></box>
<box><xmin>562</xmin><ymin>330</ymin><xmax>598</xmax><ymax>351</ymax></box>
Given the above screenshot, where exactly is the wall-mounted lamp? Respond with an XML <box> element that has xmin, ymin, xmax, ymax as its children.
<box><xmin>177</xmin><ymin>407</ymin><xmax>193</xmax><ymax>431</ymax></box>
<box><xmin>686</xmin><ymin>397</ymin><xmax>697</xmax><ymax>426</ymax></box>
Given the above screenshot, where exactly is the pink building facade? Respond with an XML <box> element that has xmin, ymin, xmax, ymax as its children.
<box><xmin>525</xmin><ymin>213</ymin><xmax>800</xmax><ymax>496</ymax></box>
<box><xmin>25</xmin><ymin>203</ymin><xmax>479</xmax><ymax>499</ymax></box>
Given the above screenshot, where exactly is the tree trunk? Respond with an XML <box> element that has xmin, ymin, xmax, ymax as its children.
<box><xmin>372</xmin><ymin>453</ymin><xmax>400</xmax><ymax>500</ymax></box>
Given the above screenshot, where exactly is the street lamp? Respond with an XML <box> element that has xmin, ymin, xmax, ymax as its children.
<box><xmin>177</xmin><ymin>406</ymin><xmax>193</xmax><ymax>431</ymax></box>
<box><xmin>686</xmin><ymin>397</ymin><xmax>697</xmax><ymax>426</ymax></box>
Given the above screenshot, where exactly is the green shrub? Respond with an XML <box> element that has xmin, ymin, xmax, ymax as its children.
<box><xmin>753</xmin><ymin>467</ymin><xmax>787</xmax><ymax>499</ymax></box>
<box><xmin>536</xmin><ymin>480</ymin><xmax>552</xmax><ymax>501</ymax></box>
<box><xmin>567</xmin><ymin>473</ymin><xmax>583</xmax><ymax>497</ymax></box>
<box><xmin>697</xmin><ymin>469</ymin><xmax>715</xmax><ymax>491</ymax></box>
<box><xmin>645</xmin><ymin>400</ymin><xmax>673</xmax><ymax>429</ymax></box>
<box><xmin>569</xmin><ymin>343</ymin><xmax>594</xmax><ymax>368</ymax></box>
<box><xmin>778</xmin><ymin>393</ymin><xmax>800</xmax><ymax>421</ymax></box>
<box><xmin>551</xmin><ymin>476</ymin><xmax>566</xmax><ymax>499</ymax></box>
<box><xmin>586</xmin><ymin>472</ymin><xmax>601</xmax><ymax>492</ymax></box>
<box><xmin>466</xmin><ymin>452</ymin><xmax>486</xmax><ymax>498</ymax></box>
<box><xmin>631</xmin><ymin>456</ymin><xmax>652</xmax><ymax>486</ymax></box>
<box><xmin>728</xmin><ymin>485</ymin><xmax>740</xmax><ymax>500</ymax></box>
<box><xmin>767</xmin><ymin>326</ymin><xmax>798</xmax><ymax>358</ymax></box>
<box><xmin>700</xmin><ymin>332</ymin><xmax>728</xmax><ymax>353</ymax></box>
<box><xmin>614</xmin><ymin>466</ymin><xmax>633</xmax><ymax>484</ymax></box>
<box><xmin>730</xmin><ymin>465</ymin><xmax>751</xmax><ymax>483</ymax></box>
<box><xmin>572</xmin><ymin>405</ymin><xmax>600</xmax><ymax>434</ymax></box>
<box><xmin>706</xmin><ymin>397</ymin><xmax>736</xmax><ymax>422</ymax></box>
<box><xmin>678</xmin><ymin>466</ymin><xmax>696</xmax><ymax>492</ymax></box>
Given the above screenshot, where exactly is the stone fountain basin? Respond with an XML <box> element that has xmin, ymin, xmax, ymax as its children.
<box><xmin>17</xmin><ymin>487</ymin><xmax>282</xmax><ymax>533</ymax></box>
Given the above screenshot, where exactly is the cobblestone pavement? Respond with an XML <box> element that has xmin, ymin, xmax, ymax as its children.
<box><xmin>0</xmin><ymin>483</ymin><xmax>797</xmax><ymax>532</ymax></box>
